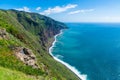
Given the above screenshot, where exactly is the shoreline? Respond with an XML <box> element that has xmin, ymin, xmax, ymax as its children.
<box><xmin>48</xmin><ymin>29</ymin><xmax>87</xmax><ymax>80</ymax></box>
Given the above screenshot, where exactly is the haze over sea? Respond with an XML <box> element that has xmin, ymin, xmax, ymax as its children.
<box><xmin>51</xmin><ymin>23</ymin><xmax>120</xmax><ymax>80</ymax></box>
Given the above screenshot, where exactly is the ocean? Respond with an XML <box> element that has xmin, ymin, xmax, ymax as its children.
<box><xmin>50</xmin><ymin>23</ymin><xmax>120</xmax><ymax>80</ymax></box>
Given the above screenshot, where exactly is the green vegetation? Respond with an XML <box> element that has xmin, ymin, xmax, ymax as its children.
<box><xmin>0</xmin><ymin>9</ymin><xmax>79</xmax><ymax>80</ymax></box>
<box><xmin>0</xmin><ymin>66</ymin><xmax>44</xmax><ymax>80</ymax></box>
<box><xmin>0</xmin><ymin>35</ymin><xmax>44</xmax><ymax>76</ymax></box>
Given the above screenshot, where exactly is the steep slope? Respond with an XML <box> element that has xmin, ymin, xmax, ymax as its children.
<box><xmin>0</xmin><ymin>66</ymin><xmax>44</xmax><ymax>80</ymax></box>
<box><xmin>0</xmin><ymin>9</ymin><xmax>80</xmax><ymax>80</ymax></box>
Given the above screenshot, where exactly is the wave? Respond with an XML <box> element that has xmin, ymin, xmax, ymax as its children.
<box><xmin>49</xmin><ymin>30</ymin><xmax>87</xmax><ymax>80</ymax></box>
<box><xmin>55</xmin><ymin>54</ymin><xmax>64</xmax><ymax>59</ymax></box>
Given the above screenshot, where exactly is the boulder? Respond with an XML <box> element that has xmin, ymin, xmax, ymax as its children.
<box><xmin>0</xmin><ymin>28</ymin><xmax>9</xmax><ymax>39</ymax></box>
<box><xmin>14</xmin><ymin>47</ymin><xmax>39</xmax><ymax>69</ymax></box>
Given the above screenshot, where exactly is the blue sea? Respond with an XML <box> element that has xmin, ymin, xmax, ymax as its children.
<box><xmin>51</xmin><ymin>23</ymin><xmax>120</xmax><ymax>80</ymax></box>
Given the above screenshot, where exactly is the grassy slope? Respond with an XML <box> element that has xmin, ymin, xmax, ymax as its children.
<box><xmin>0</xmin><ymin>67</ymin><xmax>47</xmax><ymax>80</ymax></box>
<box><xmin>0</xmin><ymin>9</ymin><xmax>79</xmax><ymax>80</ymax></box>
<box><xmin>0</xmin><ymin>66</ymin><xmax>45</xmax><ymax>80</ymax></box>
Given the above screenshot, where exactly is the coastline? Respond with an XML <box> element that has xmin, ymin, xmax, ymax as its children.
<box><xmin>48</xmin><ymin>29</ymin><xmax>87</xmax><ymax>80</ymax></box>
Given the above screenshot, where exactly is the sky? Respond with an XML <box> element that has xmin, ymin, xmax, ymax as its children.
<box><xmin>0</xmin><ymin>0</ymin><xmax>120</xmax><ymax>22</ymax></box>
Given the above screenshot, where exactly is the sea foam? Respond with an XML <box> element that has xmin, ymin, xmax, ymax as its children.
<box><xmin>49</xmin><ymin>30</ymin><xmax>87</xmax><ymax>80</ymax></box>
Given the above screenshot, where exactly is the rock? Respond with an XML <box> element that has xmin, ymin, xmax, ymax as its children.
<box><xmin>23</xmin><ymin>48</ymin><xmax>32</xmax><ymax>55</ymax></box>
<box><xmin>0</xmin><ymin>28</ymin><xmax>9</xmax><ymax>39</ymax></box>
<box><xmin>14</xmin><ymin>47</ymin><xmax>39</xmax><ymax>69</ymax></box>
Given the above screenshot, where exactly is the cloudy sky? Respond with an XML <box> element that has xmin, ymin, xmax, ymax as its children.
<box><xmin>0</xmin><ymin>0</ymin><xmax>120</xmax><ymax>22</ymax></box>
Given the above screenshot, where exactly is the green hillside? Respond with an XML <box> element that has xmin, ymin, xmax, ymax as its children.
<box><xmin>0</xmin><ymin>9</ymin><xmax>80</xmax><ymax>80</ymax></box>
<box><xmin>0</xmin><ymin>66</ymin><xmax>44</xmax><ymax>80</ymax></box>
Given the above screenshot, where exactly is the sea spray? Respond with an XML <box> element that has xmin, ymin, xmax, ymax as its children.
<box><xmin>49</xmin><ymin>30</ymin><xmax>87</xmax><ymax>80</ymax></box>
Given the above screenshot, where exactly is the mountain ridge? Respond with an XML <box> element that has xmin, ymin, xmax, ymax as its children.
<box><xmin>0</xmin><ymin>9</ymin><xmax>80</xmax><ymax>80</ymax></box>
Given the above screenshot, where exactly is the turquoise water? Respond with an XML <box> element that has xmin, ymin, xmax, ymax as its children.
<box><xmin>52</xmin><ymin>23</ymin><xmax>120</xmax><ymax>80</ymax></box>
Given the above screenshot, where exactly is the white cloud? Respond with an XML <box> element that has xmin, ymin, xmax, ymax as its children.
<box><xmin>68</xmin><ymin>9</ymin><xmax>95</xmax><ymax>15</ymax></box>
<box><xmin>40</xmin><ymin>4</ymin><xmax>77</xmax><ymax>15</ymax></box>
<box><xmin>36</xmin><ymin>7</ymin><xmax>41</xmax><ymax>11</ymax></box>
<box><xmin>68</xmin><ymin>10</ymin><xmax>81</xmax><ymax>14</ymax></box>
<box><xmin>15</xmin><ymin>6</ymin><xmax>30</xmax><ymax>12</ymax></box>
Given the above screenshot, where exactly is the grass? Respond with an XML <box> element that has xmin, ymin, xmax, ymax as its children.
<box><xmin>0</xmin><ymin>66</ymin><xmax>44</xmax><ymax>80</ymax></box>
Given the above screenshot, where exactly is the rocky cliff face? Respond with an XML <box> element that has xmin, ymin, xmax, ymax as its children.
<box><xmin>8</xmin><ymin>9</ymin><xmax>67</xmax><ymax>46</ymax></box>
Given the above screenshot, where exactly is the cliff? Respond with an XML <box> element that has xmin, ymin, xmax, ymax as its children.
<box><xmin>0</xmin><ymin>9</ymin><xmax>79</xmax><ymax>80</ymax></box>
